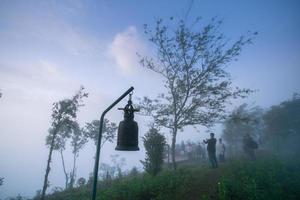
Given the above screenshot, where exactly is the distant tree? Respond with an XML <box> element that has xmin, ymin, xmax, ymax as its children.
<box><xmin>138</xmin><ymin>17</ymin><xmax>255</xmax><ymax>169</ymax></box>
<box><xmin>51</xmin><ymin>187</ymin><xmax>63</xmax><ymax>194</ymax></box>
<box><xmin>7</xmin><ymin>194</ymin><xmax>28</xmax><ymax>200</ymax></box>
<box><xmin>128</xmin><ymin>167</ymin><xmax>139</xmax><ymax>177</ymax></box>
<box><xmin>111</xmin><ymin>154</ymin><xmax>126</xmax><ymax>179</ymax></box>
<box><xmin>180</xmin><ymin>141</ymin><xmax>186</xmax><ymax>153</ymax></box>
<box><xmin>84</xmin><ymin>119</ymin><xmax>117</xmax><ymax>148</ymax></box>
<box><xmin>32</xmin><ymin>190</ymin><xmax>41</xmax><ymax>200</ymax></box>
<box><xmin>141</xmin><ymin>127</ymin><xmax>166</xmax><ymax>176</ymax></box>
<box><xmin>0</xmin><ymin>177</ymin><xmax>4</xmax><ymax>186</ymax></box>
<box><xmin>76</xmin><ymin>177</ymin><xmax>86</xmax><ymax>187</ymax></box>
<box><xmin>99</xmin><ymin>163</ymin><xmax>115</xmax><ymax>180</ymax></box>
<box><xmin>263</xmin><ymin>94</ymin><xmax>300</xmax><ymax>153</ymax></box>
<box><xmin>222</xmin><ymin>104</ymin><xmax>263</xmax><ymax>157</ymax></box>
<box><xmin>99</xmin><ymin>155</ymin><xmax>126</xmax><ymax>180</ymax></box>
<box><xmin>41</xmin><ymin>86</ymin><xmax>88</xmax><ymax>200</ymax></box>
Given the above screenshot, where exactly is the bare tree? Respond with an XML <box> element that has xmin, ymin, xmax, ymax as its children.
<box><xmin>41</xmin><ymin>86</ymin><xmax>88</xmax><ymax>199</ymax></box>
<box><xmin>138</xmin><ymin>17</ymin><xmax>255</xmax><ymax>169</ymax></box>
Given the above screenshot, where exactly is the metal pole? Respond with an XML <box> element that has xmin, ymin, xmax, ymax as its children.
<box><xmin>91</xmin><ymin>87</ymin><xmax>134</xmax><ymax>200</ymax></box>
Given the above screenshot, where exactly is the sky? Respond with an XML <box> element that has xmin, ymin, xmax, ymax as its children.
<box><xmin>0</xmin><ymin>0</ymin><xmax>299</xmax><ymax>198</ymax></box>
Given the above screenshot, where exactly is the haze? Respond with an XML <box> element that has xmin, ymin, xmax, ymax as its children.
<box><xmin>0</xmin><ymin>0</ymin><xmax>299</xmax><ymax>199</ymax></box>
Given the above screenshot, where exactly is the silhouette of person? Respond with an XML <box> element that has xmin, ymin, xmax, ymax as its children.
<box><xmin>217</xmin><ymin>138</ymin><xmax>226</xmax><ymax>162</ymax></box>
<box><xmin>203</xmin><ymin>133</ymin><xmax>218</xmax><ymax>168</ymax></box>
<box><xmin>243</xmin><ymin>134</ymin><xmax>258</xmax><ymax>160</ymax></box>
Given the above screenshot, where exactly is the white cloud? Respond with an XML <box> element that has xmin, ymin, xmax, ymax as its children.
<box><xmin>109</xmin><ymin>26</ymin><xmax>146</xmax><ymax>73</ymax></box>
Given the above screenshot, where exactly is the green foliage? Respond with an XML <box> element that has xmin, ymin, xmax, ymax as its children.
<box><xmin>99</xmin><ymin>168</ymin><xmax>208</xmax><ymax>200</ymax></box>
<box><xmin>128</xmin><ymin>167</ymin><xmax>139</xmax><ymax>177</ymax></box>
<box><xmin>141</xmin><ymin>128</ymin><xmax>166</xmax><ymax>176</ymax></box>
<box><xmin>43</xmin><ymin>155</ymin><xmax>300</xmax><ymax>200</ymax></box>
<box><xmin>84</xmin><ymin>119</ymin><xmax>117</xmax><ymax>147</ymax></box>
<box><xmin>218</xmin><ymin>157</ymin><xmax>300</xmax><ymax>200</ymax></box>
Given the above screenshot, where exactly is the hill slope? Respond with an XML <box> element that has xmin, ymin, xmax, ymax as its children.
<box><xmin>42</xmin><ymin>156</ymin><xmax>300</xmax><ymax>200</ymax></box>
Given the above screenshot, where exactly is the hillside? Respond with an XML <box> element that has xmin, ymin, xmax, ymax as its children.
<box><xmin>40</xmin><ymin>155</ymin><xmax>300</xmax><ymax>200</ymax></box>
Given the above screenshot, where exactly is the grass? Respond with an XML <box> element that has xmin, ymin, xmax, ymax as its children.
<box><xmin>43</xmin><ymin>155</ymin><xmax>300</xmax><ymax>200</ymax></box>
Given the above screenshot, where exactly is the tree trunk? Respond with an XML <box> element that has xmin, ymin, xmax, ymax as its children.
<box><xmin>41</xmin><ymin>131</ymin><xmax>57</xmax><ymax>200</ymax></box>
<box><xmin>59</xmin><ymin>150</ymin><xmax>69</xmax><ymax>189</ymax></box>
<box><xmin>171</xmin><ymin>127</ymin><xmax>177</xmax><ymax>170</ymax></box>
<box><xmin>70</xmin><ymin>152</ymin><xmax>77</xmax><ymax>188</ymax></box>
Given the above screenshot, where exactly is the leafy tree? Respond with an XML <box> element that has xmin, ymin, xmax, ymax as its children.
<box><xmin>222</xmin><ymin>103</ymin><xmax>263</xmax><ymax>157</ymax></box>
<box><xmin>41</xmin><ymin>86</ymin><xmax>88</xmax><ymax>199</ymax></box>
<box><xmin>138</xmin><ymin>17</ymin><xmax>255</xmax><ymax>169</ymax></box>
<box><xmin>263</xmin><ymin>94</ymin><xmax>300</xmax><ymax>153</ymax></box>
<box><xmin>141</xmin><ymin>127</ymin><xmax>166</xmax><ymax>176</ymax></box>
<box><xmin>84</xmin><ymin>119</ymin><xmax>117</xmax><ymax>148</ymax></box>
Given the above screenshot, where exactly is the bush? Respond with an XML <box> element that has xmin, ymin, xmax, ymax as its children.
<box><xmin>141</xmin><ymin>128</ymin><xmax>166</xmax><ymax>176</ymax></box>
<box><xmin>218</xmin><ymin>156</ymin><xmax>300</xmax><ymax>200</ymax></box>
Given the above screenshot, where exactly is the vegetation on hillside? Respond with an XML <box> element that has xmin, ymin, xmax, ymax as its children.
<box><xmin>37</xmin><ymin>154</ymin><xmax>300</xmax><ymax>200</ymax></box>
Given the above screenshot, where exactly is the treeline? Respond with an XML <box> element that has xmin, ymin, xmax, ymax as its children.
<box><xmin>222</xmin><ymin>93</ymin><xmax>300</xmax><ymax>158</ymax></box>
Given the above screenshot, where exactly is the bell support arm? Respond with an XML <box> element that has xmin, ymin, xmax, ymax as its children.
<box><xmin>91</xmin><ymin>86</ymin><xmax>134</xmax><ymax>200</ymax></box>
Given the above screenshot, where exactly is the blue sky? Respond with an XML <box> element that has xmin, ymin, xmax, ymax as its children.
<box><xmin>0</xmin><ymin>0</ymin><xmax>299</xmax><ymax>198</ymax></box>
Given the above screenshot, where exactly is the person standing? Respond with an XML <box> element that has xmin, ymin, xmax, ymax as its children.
<box><xmin>243</xmin><ymin>134</ymin><xmax>258</xmax><ymax>160</ymax></box>
<box><xmin>217</xmin><ymin>138</ymin><xmax>226</xmax><ymax>162</ymax></box>
<box><xmin>203</xmin><ymin>133</ymin><xmax>218</xmax><ymax>168</ymax></box>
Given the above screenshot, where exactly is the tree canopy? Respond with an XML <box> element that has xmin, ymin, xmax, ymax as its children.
<box><xmin>139</xmin><ymin>17</ymin><xmax>255</xmax><ymax>169</ymax></box>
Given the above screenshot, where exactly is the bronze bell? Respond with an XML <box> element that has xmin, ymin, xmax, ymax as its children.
<box><xmin>115</xmin><ymin>94</ymin><xmax>139</xmax><ymax>151</ymax></box>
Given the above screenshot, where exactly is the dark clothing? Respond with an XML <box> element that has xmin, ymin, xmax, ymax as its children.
<box><xmin>204</xmin><ymin>138</ymin><xmax>218</xmax><ymax>168</ymax></box>
<box><xmin>243</xmin><ymin>136</ymin><xmax>258</xmax><ymax>160</ymax></box>
<box><xmin>206</xmin><ymin>138</ymin><xmax>217</xmax><ymax>153</ymax></box>
<box><xmin>208</xmin><ymin>152</ymin><xmax>218</xmax><ymax>168</ymax></box>
<box><xmin>219</xmin><ymin>154</ymin><xmax>225</xmax><ymax>162</ymax></box>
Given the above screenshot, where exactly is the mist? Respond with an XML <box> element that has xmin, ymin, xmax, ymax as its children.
<box><xmin>0</xmin><ymin>0</ymin><xmax>299</xmax><ymax>200</ymax></box>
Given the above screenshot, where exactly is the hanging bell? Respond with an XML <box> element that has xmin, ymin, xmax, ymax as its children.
<box><xmin>115</xmin><ymin>93</ymin><xmax>140</xmax><ymax>151</ymax></box>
